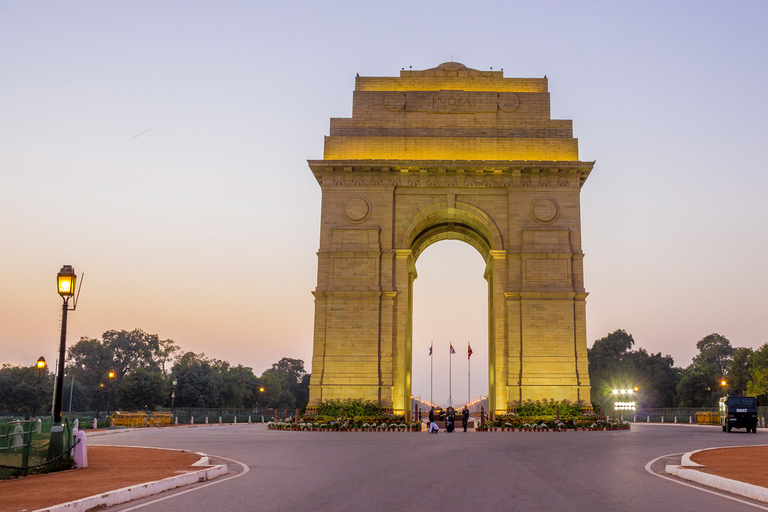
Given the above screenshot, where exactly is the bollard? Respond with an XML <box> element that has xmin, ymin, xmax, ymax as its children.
<box><xmin>633</xmin><ymin>415</ymin><xmax>636</xmax><ymax>423</ymax></box>
<box><xmin>674</xmin><ymin>416</ymin><xmax>677</xmax><ymax>423</ymax></box>
<box><xmin>73</xmin><ymin>430</ymin><xmax>88</xmax><ymax>468</ymax></box>
<box><xmin>205</xmin><ymin>417</ymin><xmax>208</xmax><ymax>424</ymax></box>
<box><xmin>661</xmin><ymin>416</ymin><xmax>664</xmax><ymax>423</ymax></box>
<box><xmin>219</xmin><ymin>416</ymin><xmax>222</xmax><ymax>424</ymax></box>
<box><xmin>191</xmin><ymin>416</ymin><xmax>194</xmax><ymax>425</ymax></box>
<box><xmin>234</xmin><ymin>416</ymin><xmax>237</xmax><ymax>424</ymax></box>
<box><xmin>11</xmin><ymin>423</ymin><xmax>24</xmax><ymax>448</ymax></box>
<box><xmin>647</xmin><ymin>416</ymin><xmax>649</xmax><ymax>423</ymax></box>
<box><xmin>93</xmin><ymin>418</ymin><xmax>98</xmax><ymax>429</ymax></box>
<box><xmin>248</xmin><ymin>416</ymin><xmax>251</xmax><ymax>424</ymax></box>
<box><xmin>175</xmin><ymin>417</ymin><xmax>178</xmax><ymax>425</ymax></box>
<box><xmin>36</xmin><ymin>419</ymin><xmax>42</xmax><ymax>434</ymax></box>
<box><xmin>689</xmin><ymin>416</ymin><xmax>692</xmax><ymax>424</ymax></box>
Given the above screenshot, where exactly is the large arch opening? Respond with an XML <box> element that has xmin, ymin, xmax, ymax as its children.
<box><xmin>411</xmin><ymin>240</ymin><xmax>489</xmax><ymax>410</ymax></box>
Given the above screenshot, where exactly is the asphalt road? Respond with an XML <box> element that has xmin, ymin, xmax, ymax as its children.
<box><xmin>89</xmin><ymin>423</ymin><xmax>768</xmax><ymax>512</ymax></box>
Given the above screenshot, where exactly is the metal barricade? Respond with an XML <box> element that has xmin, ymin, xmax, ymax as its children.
<box><xmin>148</xmin><ymin>412</ymin><xmax>174</xmax><ymax>427</ymax></box>
<box><xmin>695</xmin><ymin>411</ymin><xmax>719</xmax><ymax>425</ymax></box>
<box><xmin>109</xmin><ymin>412</ymin><xmax>148</xmax><ymax>428</ymax></box>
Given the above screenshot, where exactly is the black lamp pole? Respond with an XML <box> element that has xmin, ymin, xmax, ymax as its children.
<box><xmin>52</xmin><ymin>297</ymin><xmax>69</xmax><ymax>424</ymax></box>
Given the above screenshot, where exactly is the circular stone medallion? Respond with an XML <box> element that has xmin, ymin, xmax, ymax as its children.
<box><xmin>497</xmin><ymin>92</ymin><xmax>520</xmax><ymax>112</ymax></box>
<box><xmin>531</xmin><ymin>198</ymin><xmax>560</xmax><ymax>224</ymax></box>
<box><xmin>344</xmin><ymin>197</ymin><xmax>371</xmax><ymax>223</ymax></box>
<box><xmin>383</xmin><ymin>91</ymin><xmax>406</xmax><ymax>112</ymax></box>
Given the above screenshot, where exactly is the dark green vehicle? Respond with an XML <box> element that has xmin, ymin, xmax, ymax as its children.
<box><xmin>719</xmin><ymin>396</ymin><xmax>758</xmax><ymax>433</ymax></box>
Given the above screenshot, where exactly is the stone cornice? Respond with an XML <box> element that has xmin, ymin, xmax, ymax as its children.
<box><xmin>308</xmin><ymin>159</ymin><xmax>594</xmax><ymax>188</ymax></box>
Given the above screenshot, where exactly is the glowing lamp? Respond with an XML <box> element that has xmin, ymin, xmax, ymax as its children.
<box><xmin>36</xmin><ymin>357</ymin><xmax>46</xmax><ymax>370</ymax></box>
<box><xmin>108</xmin><ymin>370</ymin><xmax>115</xmax><ymax>379</ymax></box>
<box><xmin>259</xmin><ymin>386</ymin><xmax>266</xmax><ymax>393</ymax></box>
<box><xmin>57</xmin><ymin>265</ymin><xmax>77</xmax><ymax>297</ymax></box>
<box><xmin>612</xmin><ymin>390</ymin><xmax>619</xmax><ymax>395</ymax></box>
<box><xmin>721</xmin><ymin>380</ymin><xmax>727</xmax><ymax>387</ymax></box>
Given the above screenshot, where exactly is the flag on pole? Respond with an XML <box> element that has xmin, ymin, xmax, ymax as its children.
<box><xmin>468</xmin><ymin>343</ymin><xmax>473</xmax><ymax>359</ymax></box>
<box><xmin>429</xmin><ymin>342</ymin><xmax>433</xmax><ymax>356</ymax></box>
<box><xmin>450</xmin><ymin>343</ymin><xmax>455</xmax><ymax>354</ymax></box>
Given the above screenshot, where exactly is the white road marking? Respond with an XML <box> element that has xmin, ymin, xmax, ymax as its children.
<box><xmin>116</xmin><ymin>455</ymin><xmax>250</xmax><ymax>511</ymax></box>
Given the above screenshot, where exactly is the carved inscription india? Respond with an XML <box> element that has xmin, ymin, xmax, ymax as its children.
<box><xmin>383</xmin><ymin>91</ymin><xmax>520</xmax><ymax>114</ymax></box>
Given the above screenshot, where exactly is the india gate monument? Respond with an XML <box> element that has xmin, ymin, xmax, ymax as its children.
<box><xmin>307</xmin><ymin>62</ymin><xmax>593</xmax><ymax>418</ymax></box>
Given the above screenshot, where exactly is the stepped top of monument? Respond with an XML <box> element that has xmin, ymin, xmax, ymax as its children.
<box><xmin>356</xmin><ymin>62</ymin><xmax>547</xmax><ymax>93</ymax></box>
<box><xmin>309</xmin><ymin>64</ymin><xmax>591</xmax><ymax>163</ymax></box>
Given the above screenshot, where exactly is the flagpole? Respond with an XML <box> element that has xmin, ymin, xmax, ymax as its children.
<box><xmin>449</xmin><ymin>343</ymin><xmax>452</xmax><ymax>408</ymax></box>
<box><xmin>468</xmin><ymin>342</ymin><xmax>471</xmax><ymax>405</ymax></box>
<box><xmin>430</xmin><ymin>342</ymin><xmax>433</xmax><ymax>405</ymax></box>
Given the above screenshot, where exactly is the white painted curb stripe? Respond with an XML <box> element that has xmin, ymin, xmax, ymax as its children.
<box><xmin>32</xmin><ymin>457</ymin><xmax>227</xmax><ymax>512</ymax></box>
<box><xmin>666</xmin><ymin>465</ymin><xmax>768</xmax><ymax>503</ymax></box>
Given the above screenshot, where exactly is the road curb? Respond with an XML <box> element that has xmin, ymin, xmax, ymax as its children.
<box><xmin>32</xmin><ymin>451</ymin><xmax>228</xmax><ymax>512</ymax></box>
<box><xmin>666</xmin><ymin>445</ymin><xmax>768</xmax><ymax>504</ymax></box>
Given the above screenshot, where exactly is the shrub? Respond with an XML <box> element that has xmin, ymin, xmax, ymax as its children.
<box><xmin>317</xmin><ymin>399</ymin><xmax>382</xmax><ymax>417</ymax></box>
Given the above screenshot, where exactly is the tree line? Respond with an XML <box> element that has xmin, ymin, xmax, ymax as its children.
<box><xmin>5</xmin><ymin>327</ymin><xmax>768</xmax><ymax>416</ymax></box>
<box><xmin>0</xmin><ymin>329</ymin><xmax>309</xmax><ymax>416</ymax></box>
<box><xmin>588</xmin><ymin>329</ymin><xmax>768</xmax><ymax>410</ymax></box>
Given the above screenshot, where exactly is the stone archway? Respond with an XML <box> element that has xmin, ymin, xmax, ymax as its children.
<box><xmin>307</xmin><ymin>63</ymin><xmax>593</xmax><ymax>417</ymax></box>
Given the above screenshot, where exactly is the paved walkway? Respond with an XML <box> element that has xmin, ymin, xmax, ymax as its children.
<box><xmin>689</xmin><ymin>444</ymin><xmax>768</xmax><ymax>486</ymax></box>
<box><xmin>0</xmin><ymin>445</ymin><xmax>203</xmax><ymax>512</ymax></box>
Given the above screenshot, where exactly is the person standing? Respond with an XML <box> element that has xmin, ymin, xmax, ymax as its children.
<box><xmin>462</xmin><ymin>406</ymin><xmax>469</xmax><ymax>432</ymax></box>
<box><xmin>429</xmin><ymin>407</ymin><xmax>435</xmax><ymax>424</ymax></box>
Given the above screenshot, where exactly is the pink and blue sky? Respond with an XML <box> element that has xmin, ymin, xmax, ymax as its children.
<box><xmin>2</xmin><ymin>1</ymin><xmax>767</xmax><ymax>406</ymax></box>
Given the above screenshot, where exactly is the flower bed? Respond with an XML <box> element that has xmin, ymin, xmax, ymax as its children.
<box><xmin>267</xmin><ymin>415</ymin><xmax>421</xmax><ymax>432</ymax></box>
<box><xmin>475</xmin><ymin>416</ymin><xmax>629</xmax><ymax>431</ymax></box>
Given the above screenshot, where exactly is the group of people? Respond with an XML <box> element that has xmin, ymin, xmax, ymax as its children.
<box><xmin>426</xmin><ymin>406</ymin><xmax>469</xmax><ymax>433</ymax></box>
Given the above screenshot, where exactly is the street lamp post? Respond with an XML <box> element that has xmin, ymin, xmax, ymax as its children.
<box><xmin>32</xmin><ymin>357</ymin><xmax>46</xmax><ymax>418</ymax></box>
<box><xmin>49</xmin><ymin>265</ymin><xmax>82</xmax><ymax>458</ymax></box>
<box><xmin>171</xmin><ymin>379</ymin><xmax>177</xmax><ymax>409</ymax></box>
<box><xmin>106</xmin><ymin>370</ymin><xmax>116</xmax><ymax>420</ymax></box>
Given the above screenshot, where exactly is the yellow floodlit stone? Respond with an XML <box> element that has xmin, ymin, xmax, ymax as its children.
<box><xmin>307</xmin><ymin>63</ymin><xmax>593</xmax><ymax>418</ymax></box>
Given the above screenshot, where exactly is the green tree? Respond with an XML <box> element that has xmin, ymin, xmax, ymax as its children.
<box><xmin>692</xmin><ymin>333</ymin><xmax>734</xmax><ymax>378</ymax></box>
<box><xmin>729</xmin><ymin>347</ymin><xmax>753</xmax><ymax>395</ymax></box>
<box><xmin>260</xmin><ymin>358</ymin><xmax>310</xmax><ymax>410</ymax></box>
<box><xmin>0</xmin><ymin>364</ymin><xmax>54</xmax><ymax>416</ymax></box>
<box><xmin>675</xmin><ymin>333</ymin><xmax>735</xmax><ymax>407</ymax></box>
<box><xmin>746</xmin><ymin>344</ymin><xmax>768</xmax><ymax>400</ymax></box>
<box><xmin>115</xmin><ymin>368</ymin><xmax>165</xmax><ymax>411</ymax></box>
<box><xmin>588</xmin><ymin>329</ymin><xmax>679</xmax><ymax>409</ymax></box>
<box><xmin>171</xmin><ymin>352</ymin><xmax>222</xmax><ymax>408</ymax></box>
<box><xmin>676</xmin><ymin>364</ymin><xmax>719</xmax><ymax>407</ymax></box>
<box><xmin>66</xmin><ymin>330</ymin><xmax>180</xmax><ymax>411</ymax></box>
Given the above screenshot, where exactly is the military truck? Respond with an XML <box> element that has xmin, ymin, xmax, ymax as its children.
<box><xmin>719</xmin><ymin>396</ymin><xmax>758</xmax><ymax>433</ymax></box>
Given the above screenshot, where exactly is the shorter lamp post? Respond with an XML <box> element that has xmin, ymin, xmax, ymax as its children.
<box><xmin>105</xmin><ymin>370</ymin><xmax>116</xmax><ymax>420</ymax></box>
<box><xmin>171</xmin><ymin>379</ymin><xmax>177</xmax><ymax>409</ymax></box>
<box><xmin>31</xmin><ymin>357</ymin><xmax>46</xmax><ymax>418</ymax></box>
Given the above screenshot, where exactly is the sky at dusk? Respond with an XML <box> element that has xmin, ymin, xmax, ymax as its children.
<box><xmin>2</xmin><ymin>1</ymin><xmax>767</xmax><ymax>407</ymax></box>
